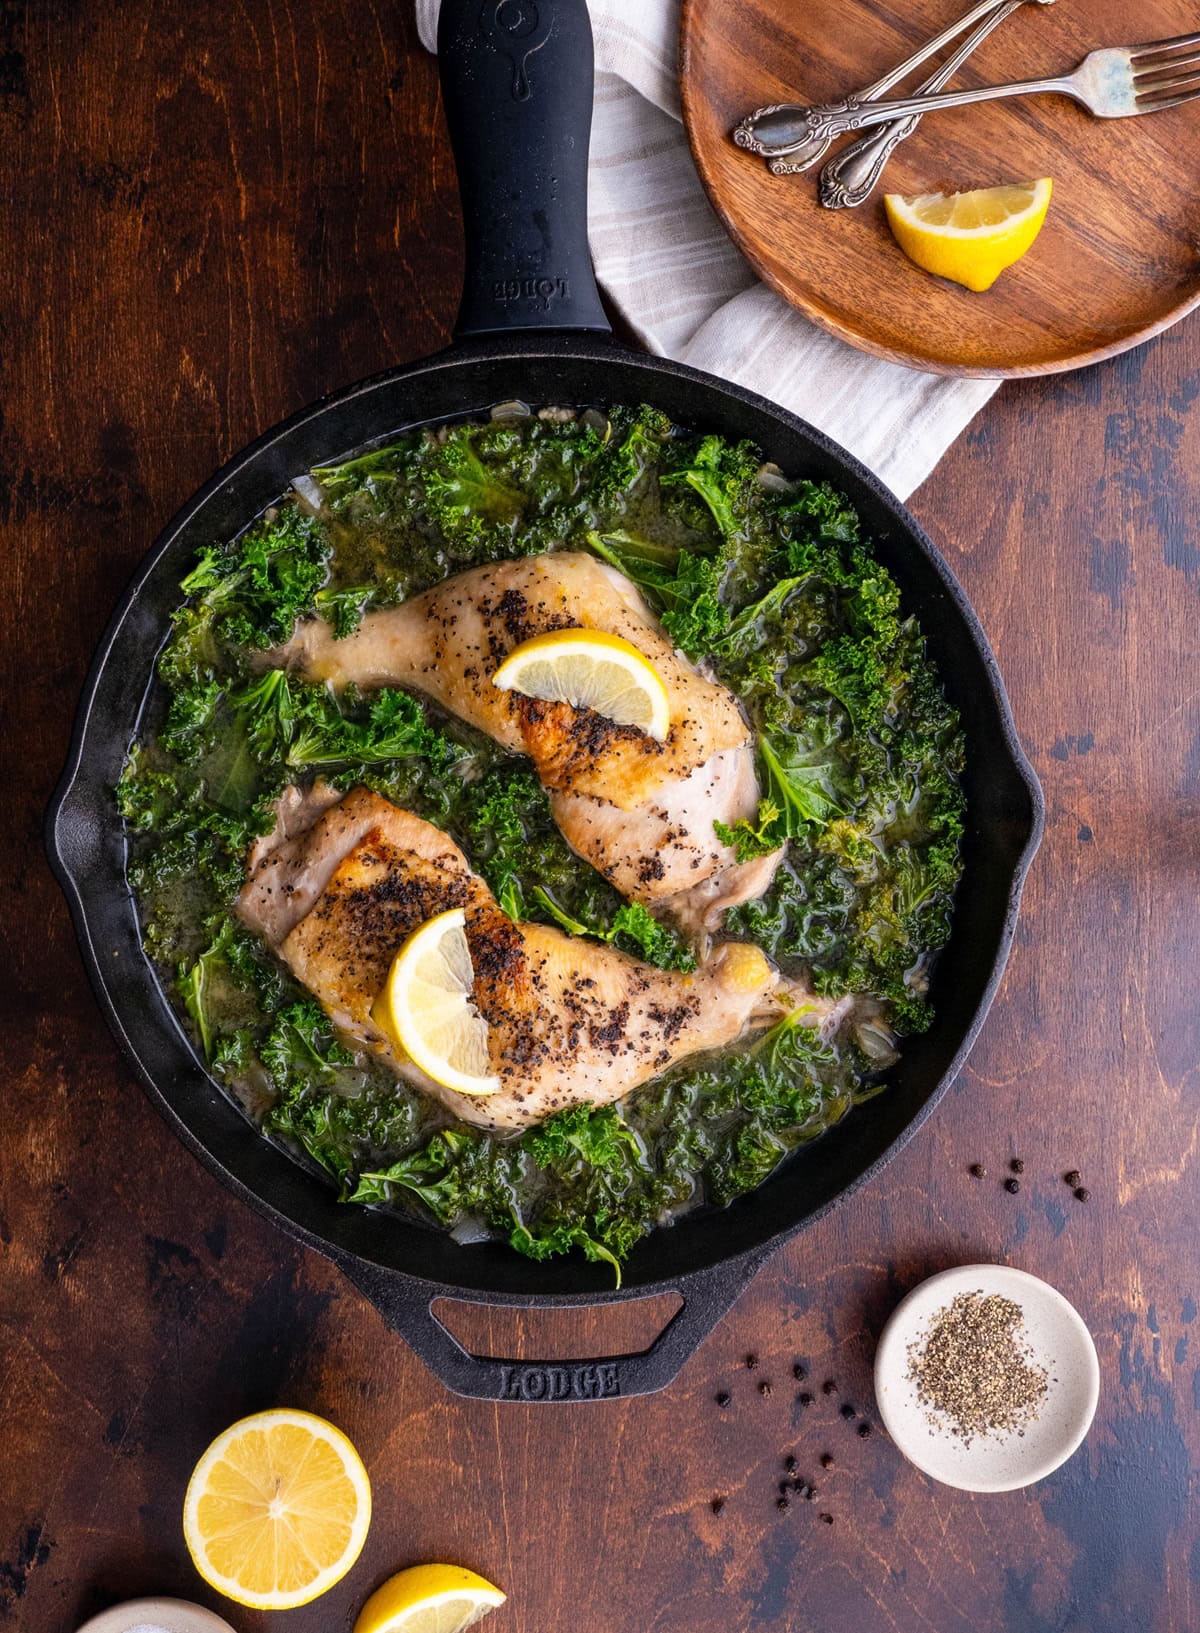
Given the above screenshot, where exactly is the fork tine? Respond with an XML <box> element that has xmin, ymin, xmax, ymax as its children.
<box><xmin>1131</xmin><ymin>32</ymin><xmax>1200</xmax><ymax>66</ymax></box>
<box><xmin>1135</xmin><ymin>83</ymin><xmax>1200</xmax><ymax>114</ymax></box>
<box><xmin>1136</xmin><ymin>67</ymin><xmax>1200</xmax><ymax>96</ymax></box>
<box><xmin>1135</xmin><ymin>45</ymin><xmax>1200</xmax><ymax>71</ymax></box>
<box><xmin>1135</xmin><ymin>54</ymin><xmax>1200</xmax><ymax>87</ymax></box>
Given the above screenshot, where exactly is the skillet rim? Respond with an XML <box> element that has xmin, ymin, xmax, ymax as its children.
<box><xmin>46</xmin><ymin>332</ymin><xmax>1044</xmax><ymax>1307</ymax></box>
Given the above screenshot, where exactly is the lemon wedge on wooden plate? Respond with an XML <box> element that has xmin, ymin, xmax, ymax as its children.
<box><xmin>884</xmin><ymin>179</ymin><xmax>1053</xmax><ymax>293</ymax></box>
<box><xmin>353</xmin><ymin>1564</ymin><xmax>507</xmax><ymax>1633</ymax></box>
<box><xmin>182</xmin><ymin>1408</ymin><xmax>371</xmax><ymax>1610</ymax></box>
<box><xmin>492</xmin><ymin>627</ymin><xmax>671</xmax><ymax>740</ymax></box>
<box><xmin>371</xmin><ymin>908</ymin><xmax>500</xmax><ymax>1097</ymax></box>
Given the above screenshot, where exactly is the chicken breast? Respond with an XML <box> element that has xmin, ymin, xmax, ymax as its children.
<box><xmin>236</xmin><ymin>787</ymin><xmax>825</xmax><ymax>1133</ymax></box>
<box><xmin>275</xmin><ymin>552</ymin><xmax>782</xmax><ymax>929</ymax></box>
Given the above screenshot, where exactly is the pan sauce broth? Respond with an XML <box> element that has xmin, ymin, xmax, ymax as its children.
<box><xmin>120</xmin><ymin>403</ymin><xmax>965</xmax><ymax>1269</ymax></box>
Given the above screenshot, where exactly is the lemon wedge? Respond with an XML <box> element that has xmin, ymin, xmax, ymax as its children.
<box><xmin>371</xmin><ymin>908</ymin><xmax>500</xmax><ymax>1097</ymax></box>
<box><xmin>884</xmin><ymin>179</ymin><xmax>1053</xmax><ymax>293</ymax></box>
<box><xmin>492</xmin><ymin>627</ymin><xmax>670</xmax><ymax>740</ymax></box>
<box><xmin>353</xmin><ymin>1563</ymin><xmax>507</xmax><ymax>1633</ymax></box>
<box><xmin>182</xmin><ymin>1408</ymin><xmax>371</xmax><ymax>1611</ymax></box>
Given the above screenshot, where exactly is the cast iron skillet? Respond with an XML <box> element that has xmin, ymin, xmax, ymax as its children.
<box><xmin>46</xmin><ymin>0</ymin><xmax>1043</xmax><ymax>1401</ymax></box>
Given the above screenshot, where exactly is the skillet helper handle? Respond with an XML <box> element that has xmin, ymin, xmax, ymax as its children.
<box><xmin>341</xmin><ymin>1251</ymin><xmax>769</xmax><ymax>1401</ymax></box>
<box><xmin>438</xmin><ymin>0</ymin><xmax>610</xmax><ymax>338</ymax></box>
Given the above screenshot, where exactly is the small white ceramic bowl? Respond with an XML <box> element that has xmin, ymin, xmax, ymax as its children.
<box><xmin>76</xmin><ymin>1599</ymin><xmax>238</xmax><ymax>1633</ymax></box>
<box><xmin>874</xmin><ymin>1263</ymin><xmax>1100</xmax><ymax>1493</ymax></box>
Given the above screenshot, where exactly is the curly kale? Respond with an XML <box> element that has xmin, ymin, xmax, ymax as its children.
<box><xmin>660</xmin><ymin>432</ymin><xmax>764</xmax><ymax>541</ymax></box>
<box><xmin>267</xmin><ymin>1081</ymin><xmax>421</xmax><ymax>1196</ymax></box>
<box><xmin>177</xmin><ymin>919</ymin><xmax>239</xmax><ymax>1062</ymax></box>
<box><xmin>337</xmin><ymin>1007</ymin><xmax>848</xmax><ymax>1277</ymax></box>
<box><xmin>168</xmin><ymin>504</ymin><xmax>332</xmax><ymax>674</ymax></box>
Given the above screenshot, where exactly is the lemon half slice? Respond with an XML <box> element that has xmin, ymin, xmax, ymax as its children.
<box><xmin>492</xmin><ymin>628</ymin><xmax>670</xmax><ymax>741</ymax></box>
<box><xmin>372</xmin><ymin>908</ymin><xmax>501</xmax><ymax>1097</ymax></box>
<box><xmin>183</xmin><ymin>1408</ymin><xmax>371</xmax><ymax>1611</ymax></box>
<box><xmin>354</xmin><ymin>1563</ymin><xmax>507</xmax><ymax>1633</ymax></box>
<box><xmin>884</xmin><ymin>179</ymin><xmax>1053</xmax><ymax>292</ymax></box>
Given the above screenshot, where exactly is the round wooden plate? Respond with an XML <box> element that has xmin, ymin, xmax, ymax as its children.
<box><xmin>680</xmin><ymin>0</ymin><xmax>1200</xmax><ymax>376</ymax></box>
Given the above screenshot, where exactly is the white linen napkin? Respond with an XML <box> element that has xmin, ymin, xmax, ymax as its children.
<box><xmin>415</xmin><ymin>0</ymin><xmax>1000</xmax><ymax>499</ymax></box>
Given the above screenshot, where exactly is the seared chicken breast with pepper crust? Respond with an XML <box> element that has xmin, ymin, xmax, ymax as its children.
<box><xmin>236</xmin><ymin>787</ymin><xmax>825</xmax><ymax>1132</ymax></box>
<box><xmin>273</xmin><ymin>553</ymin><xmax>782</xmax><ymax>930</ymax></box>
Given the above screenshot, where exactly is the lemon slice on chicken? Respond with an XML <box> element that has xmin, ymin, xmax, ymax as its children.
<box><xmin>492</xmin><ymin>628</ymin><xmax>671</xmax><ymax>740</ymax></box>
<box><xmin>884</xmin><ymin>179</ymin><xmax>1053</xmax><ymax>292</ymax></box>
<box><xmin>353</xmin><ymin>1563</ymin><xmax>506</xmax><ymax>1633</ymax></box>
<box><xmin>372</xmin><ymin>909</ymin><xmax>500</xmax><ymax>1097</ymax></box>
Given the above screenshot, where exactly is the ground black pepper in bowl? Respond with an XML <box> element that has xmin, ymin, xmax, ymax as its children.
<box><xmin>906</xmin><ymin>1291</ymin><xmax>1049</xmax><ymax>1446</ymax></box>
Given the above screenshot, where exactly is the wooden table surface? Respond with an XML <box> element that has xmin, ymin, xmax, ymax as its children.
<box><xmin>3</xmin><ymin>5</ymin><xmax>1198</xmax><ymax>1631</ymax></box>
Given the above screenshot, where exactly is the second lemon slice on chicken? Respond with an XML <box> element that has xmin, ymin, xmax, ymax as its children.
<box><xmin>492</xmin><ymin>628</ymin><xmax>670</xmax><ymax>740</ymax></box>
<box><xmin>884</xmin><ymin>179</ymin><xmax>1053</xmax><ymax>292</ymax></box>
<box><xmin>372</xmin><ymin>909</ymin><xmax>500</xmax><ymax>1097</ymax></box>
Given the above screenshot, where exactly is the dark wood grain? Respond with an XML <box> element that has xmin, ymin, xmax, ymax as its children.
<box><xmin>680</xmin><ymin>0</ymin><xmax>1200</xmax><ymax>376</ymax></box>
<box><xmin>2</xmin><ymin>4</ymin><xmax>1200</xmax><ymax>1632</ymax></box>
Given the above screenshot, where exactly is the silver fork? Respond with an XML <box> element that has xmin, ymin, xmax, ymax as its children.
<box><xmin>734</xmin><ymin>0</ymin><xmax>1017</xmax><ymax>176</ymax></box>
<box><xmin>737</xmin><ymin>34</ymin><xmax>1200</xmax><ymax>168</ymax></box>
<box><xmin>816</xmin><ymin>0</ymin><xmax>1051</xmax><ymax>205</ymax></box>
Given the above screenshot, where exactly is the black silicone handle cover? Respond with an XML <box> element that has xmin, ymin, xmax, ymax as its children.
<box><xmin>438</xmin><ymin>0</ymin><xmax>610</xmax><ymax>337</ymax></box>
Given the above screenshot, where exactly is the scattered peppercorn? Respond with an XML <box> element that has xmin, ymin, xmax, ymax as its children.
<box><xmin>804</xmin><ymin>1485</ymin><xmax>816</xmax><ymax>1500</ymax></box>
<box><xmin>840</xmin><ymin>1403</ymin><xmax>856</xmax><ymax>1420</ymax></box>
<box><xmin>778</xmin><ymin>1479</ymin><xmax>792</xmax><ymax>1495</ymax></box>
<box><xmin>1005</xmin><ymin>1177</ymin><xmax>1021</xmax><ymax>1194</ymax></box>
<box><xmin>715</xmin><ymin>1391</ymin><xmax>730</xmax><ymax>1408</ymax></box>
<box><xmin>745</xmin><ymin>1354</ymin><xmax>758</xmax><ymax>1370</ymax></box>
<box><xmin>822</xmin><ymin>1379</ymin><xmax>837</xmax><ymax>1395</ymax></box>
<box><xmin>1075</xmin><ymin>1187</ymin><xmax>1090</xmax><ymax>1203</ymax></box>
<box><xmin>711</xmin><ymin>1496</ymin><xmax>725</xmax><ymax>1515</ymax></box>
<box><xmin>784</xmin><ymin>1455</ymin><xmax>797</xmax><ymax>1473</ymax></box>
<box><xmin>777</xmin><ymin>1496</ymin><xmax>790</xmax><ymax>1512</ymax></box>
<box><xmin>1010</xmin><ymin>1158</ymin><xmax>1025</xmax><ymax>1174</ymax></box>
<box><xmin>758</xmin><ymin>1380</ymin><xmax>772</xmax><ymax>1396</ymax></box>
<box><xmin>857</xmin><ymin>1422</ymin><xmax>873</xmax><ymax>1439</ymax></box>
<box><xmin>820</xmin><ymin>1453</ymin><xmax>834</xmax><ymax>1469</ymax></box>
<box><xmin>969</xmin><ymin>1163</ymin><xmax>986</xmax><ymax>1178</ymax></box>
<box><xmin>798</xmin><ymin>1391</ymin><xmax>814</xmax><ymax>1407</ymax></box>
<box><xmin>820</xmin><ymin>1513</ymin><xmax>834</xmax><ymax>1525</ymax></box>
<box><xmin>793</xmin><ymin>1362</ymin><xmax>806</xmax><ymax>1380</ymax></box>
<box><xmin>1064</xmin><ymin>1170</ymin><xmax>1082</xmax><ymax>1188</ymax></box>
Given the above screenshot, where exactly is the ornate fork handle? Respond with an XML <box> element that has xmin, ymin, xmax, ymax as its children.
<box><xmin>819</xmin><ymin>0</ymin><xmax>1032</xmax><ymax>209</ymax></box>
<box><xmin>749</xmin><ymin>73</ymin><xmax>1077</xmax><ymax>154</ymax></box>
<box><xmin>734</xmin><ymin>0</ymin><xmax>1013</xmax><ymax>159</ymax></box>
